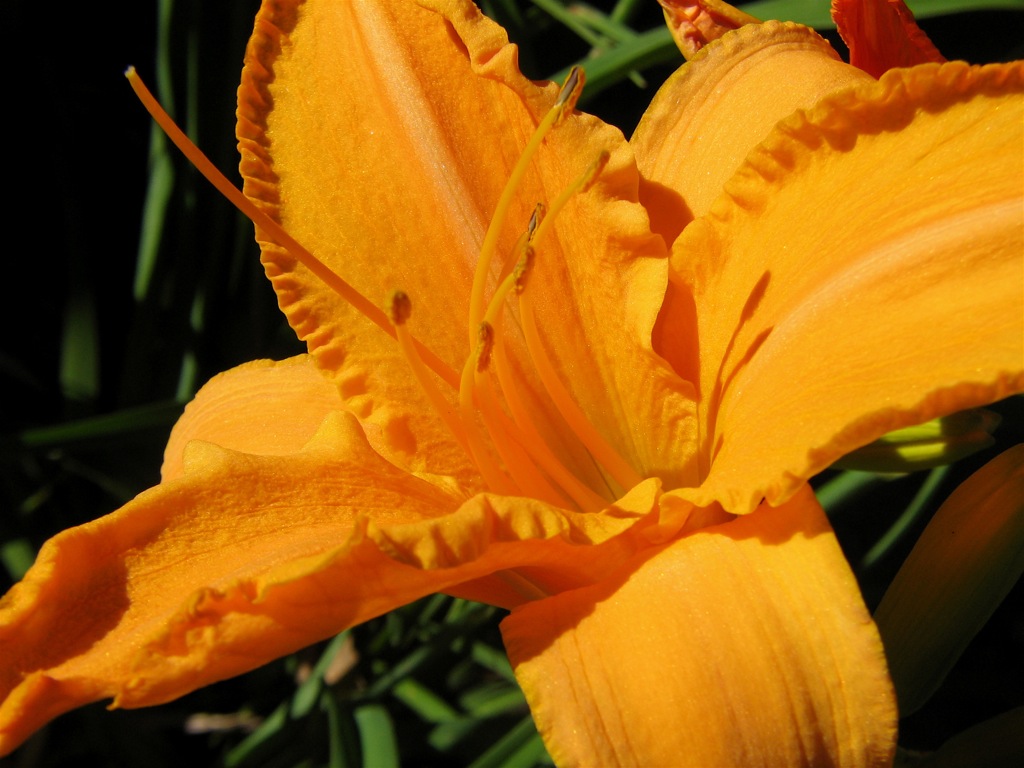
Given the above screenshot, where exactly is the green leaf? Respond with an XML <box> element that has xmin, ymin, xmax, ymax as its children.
<box><xmin>1</xmin><ymin>539</ymin><xmax>36</xmax><ymax>581</ymax></box>
<box><xmin>467</xmin><ymin>715</ymin><xmax>549</xmax><ymax>768</ymax></box>
<box><xmin>225</xmin><ymin>702</ymin><xmax>290</xmax><ymax>768</ymax></box>
<box><xmin>460</xmin><ymin>682</ymin><xmax>528</xmax><ymax>718</ymax></box>
<box><xmin>354</xmin><ymin>704</ymin><xmax>399</xmax><ymax>768</ymax></box>
<box><xmin>471</xmin><ymin>641</ymin><xmax>516</xmax><ymax>682</ymax></box>
<box><xmin>391</xmin><ymin>678</ymin><xmax>462</xmax><ymax>723</ymax></box>
<box><xmin>291</xmin><ymin>631</ymin><xmax>351</xmax><ymax>719</ymax></box>
<box><xmin>18</xmin><ymin>401</ymin><xmax>183</xmax><ymax>448</ymax></box>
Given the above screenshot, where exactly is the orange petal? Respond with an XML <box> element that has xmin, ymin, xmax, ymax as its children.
<box><xmin>503</xmin><ymin>485</ymin><xmax>896</xmax><ymax>766</ymax></box>
<box><xmin>633</xmin><ymin>21</ymin><xmax>873</xmax><ymax>243</ymax></box>
<box><xmin>238</xmin><ymin>0</ymin><xmax>696</xmax><ymax>488</ymax></box>
<box><xmin>0</xmin><ymin>408</ymin><xmax>691</xmax><ymax>755</ymax></box>
<box><xmin>669</xmin><ymin>61</ymin><xmax>1024</xmax><ymax>513</ymax></box>
<box><xmin>161</xmin><ymin>356</ymin><xmax>343</xmax><ymax>481</ymax></box>
<box><xmin>0</xmin><ymin>411</ymin><xmax>450</xmax><ymax>754</ymax></box>
<box><xmin>832</xmin><ymin>0</ymin><xmax>945</xmax><ymax>78</ymax></box>
<box><xmin>657</xmin><ymin>0</ymin><xmax>761</xmax><ymax>59</ymax></box>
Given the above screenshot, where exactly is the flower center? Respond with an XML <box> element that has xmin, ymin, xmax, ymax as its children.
<box><xmin>386</xmin><ymin>69</ymin><xmax>643</xmax><ymax>510</ymax></box>
<box><xmin>126</xmin><ymin>66</ymin><xmax>640</xmax><ymax>513</ymax></box>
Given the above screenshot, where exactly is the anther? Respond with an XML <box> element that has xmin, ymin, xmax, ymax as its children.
<box><xmin>388</xmin><ymin>289</ymin><xmax>412</xmax><ymax>326</ymax></box>
<box><xmin>389</xmin><ymin>291</ymin><xmax>469</xmax><ymax>453</ymax></box>
<box><xmin>476</xmin><ymin>244</ymin><xmax>609</xmax><ymax>511</ymax></box>
<box><xmin>513</xmin><ymin>245</ymin><xmax>535</xmax><ymax>294</ymax></box>
<box><xmin>555</xmin><ymin>66</ymin><xmax>585</xmax><ymax>113</ymax></box>
<box><xmin>527</xmin><ymin>204</ymin><xmax>545</xmax><ymax>241</ymax></box>
<box><xmin>467</xmin><ymin>68</ymin><xmax>586</xmax><ymax>342</ymax></box>
<box><xmin>476</xmin><ymin>322</ymin><xmax>494</xmax><ymax>372</ymax></box>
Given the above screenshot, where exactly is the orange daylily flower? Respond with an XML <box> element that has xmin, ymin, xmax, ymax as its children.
<box><xmin>2</xmin><ymin>0</ymin><xmax>1022</xmax><ymax>763</ymax></box>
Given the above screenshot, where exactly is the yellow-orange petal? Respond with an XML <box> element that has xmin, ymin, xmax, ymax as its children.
<box><xmin>0</xmin><ymin>409</ymin><xmax>690</xmax><ymax>755</ymax></box>
<box><xmin>502</xmin><ymin>485</ymin><xmax>896</xmax><ymax>767</ymax></box>
<box><xmin>162</xmin><ymin>356</ymin><xmax>343</xmax><ymax>482</ymax></box>
<box><xmin>657</xmin><ymin>0</ymin><xmax>761</xmax><ymax>59</ymax></box>
<box><xmin>669</xmin><ymin>60</ymin><xmax>1024</xmax><ymax>513</ymax></box>
<box><xmin>0</xmin><ymin>411</ymin><xmax>451</xmax><ymax>754</ymax></box>
<box><xmin>633</xmin><ymin>21</ymin><xmax>872</xmax><ymax>244</ymax></box>
<box><xmin>238</xmin><ymin>0</ymin><xmax>696</xmax><ymax>488</ymax></box>
<box><xmin>832</xmin><ymin>0</ymin><xmax>945</xmax><ymax>78</ymax></box>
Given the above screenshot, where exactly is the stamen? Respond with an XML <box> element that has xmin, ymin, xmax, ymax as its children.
<box><xmin>389</xmin><ymin>291</ymin><xmax>468</xmax><ymax>452</ymax></box>
<box><xmin>480</xmin><ymin>248</ymin><xmax>610</xmax><ymax>511</ymax></box>
<box><xmin>474</xmin><ymin>356</ymin><xmax>572</xmax><ymax>508</ymax></box>
<box><xmin>484</xmin><ymin>364</ymin><xmax>606</xmax><ymax>511</ymax></box>
<box><xmin>459</xmin><ymin>333</ymin><xmax>519</xmax><ymax>496</ymax></box>
<box><xmin>516</xmin><ymin>261</ymin><xmax>644</xmax><ymax>494</ymax></box>
<box><xmin>467</xmin><ymin>67</ymin><xmax>585</xmax><ymax>346</ymax></box>
<box><xmin>490</xmin><ymin>152</ymin><xmax>634</xmax><ymax>497</ymax></box>
<box><xmin>126</xmin><ymin>67</ymin><xmax>459</xmax><ymax>390</ymax></box>
<box><xmin>465</xmin><ymin>312</ymin><xmax>582</xmax><ymax>507</ymax></box>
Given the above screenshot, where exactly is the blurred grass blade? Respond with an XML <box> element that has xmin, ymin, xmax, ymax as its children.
<box><xmin>744</xmin><ymin>0</ymin><xmax>1023</xmax><ymax>28</ymax></box>
<box><xmin>460</xmin><ymin>681</ymin><xmax>528</xmax><ymax>718</ymax></box>
<box><xmin>320</xmin><ymin>691</ymin><xmax>359</xmax><ymax>768</ymax></box>
<box><xmin>861</xmin><ymin>466</ymin><xmax>950</xmax><ymax>570</ymax></box>
<box><xmin>354</xmin><ymin>703</ymin><xmax>399</xmax><ymax>768</ymax></box>
<box><xmin>569</xmin><ymin>2</ymin><xmax>640</xmax><ymax>40</ymax></box>
<box><xmin>135</xmin><ymin>0</ymin><xmax>177</xmax><ymax>301</ymax></box>
<box><xmin>59</xmin><ymin>289</ymin><xmax>100</xmax><ymax>402</ymax></box>
<box><xmin>291</xmin><ymin>631</ymin><xmax>352</xmax><ymax>719</ymax></box>
<box><xmin>392</xmin><ymin>678</ymin><xmax>462</xmax><ymax>723</ymax></box>
<box><xmin>1</xmin><ymin>539</ymin><xmax>36</xmax><ymax>581</ymax></box>
<box><xmin>816</xmin><ymin>470</ymin><xmax>883</xmax><ymax>515</ymax></box>
<box><xmin>224</xmin><ymin>701</ymin><xmax>289</xmax><ymax>767</ymax></box>
<box><xmin>610</xmin><ymin>0</ymin><xmax>647</xmax><ymax>24</ymax></box>
<box><xmin>134</xmin><ymin>131</ymin><xmax>175</xmax><ymax>302</ymax></box>
<box><xmin>532</xmin><ymin>0</ymin><xmax>615</xmax><ymax>46</ymax></box>
<box><xmin>19</xmin><ymin>401</ymin><xmax>183</xmax><ymax>448</ymax></box>
<box><xmin>471</xmin><ymin>641</ymin><xmax>516</xmax><ymax>682</ymax></box>
<box><xmin>552</xmin><ymin>26</ymin><xmax>677</xmax><ymax>101</ymax></box>
<box><xmin>467</xmin><ymin>715</ymin><xmax>549</xmax><ymax>768</ymax></box>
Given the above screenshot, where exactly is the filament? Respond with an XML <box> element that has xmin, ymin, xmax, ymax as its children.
<box><xmin>467</xmin><ymin>67</ymin><xmax>584</xmax><ymax>346</ymax></box>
